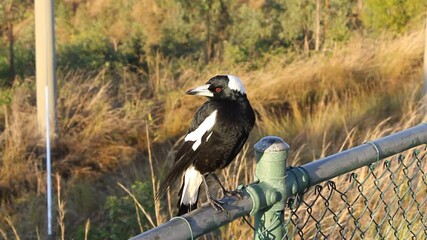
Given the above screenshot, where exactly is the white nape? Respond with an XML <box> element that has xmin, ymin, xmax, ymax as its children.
<box><xmin>227</xmin><ymin>75</ymin><xmax>246</xmax><ymax>94</ymax></box>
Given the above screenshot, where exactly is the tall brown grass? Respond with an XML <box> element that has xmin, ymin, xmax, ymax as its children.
<box><xmin>0</xmin><ymin>28</ymin><xmax>426</xmax><ymax>239</ymax></box>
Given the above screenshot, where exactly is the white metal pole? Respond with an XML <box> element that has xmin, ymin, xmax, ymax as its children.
<box><xmin>35</xmin><ymin>0</ymin><xmax>57</xmax><ymax>137</ymax></box>
<box><xmin>45</xmin><ymin>85</ymin><xmax>53</xmax><ymax>239</ymax></box>
<box><xmin>35</xmin><ymin>0</ymin><xmax>56</xmax><ymax>236</ymax></box>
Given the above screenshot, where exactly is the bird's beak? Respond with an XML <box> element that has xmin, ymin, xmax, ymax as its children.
<box><xmin>186</xmin><ymin>84</ymin><xmax>214</xmax><ymax>97</ymax></box>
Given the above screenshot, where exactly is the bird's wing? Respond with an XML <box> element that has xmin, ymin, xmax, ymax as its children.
<box><xmin>229</xmin><ymin>134</ymin><xmax>249</xmax><ymax>161</ymax></box>
<box><xmin>156</xmin><ymin>103</ymin><xmax>215</xmax><ymax>200</ymax></box>
<box><xmin>155</xmin><ymin>141</ymin><xmax>202</xmax><ymax>200</ymax></box>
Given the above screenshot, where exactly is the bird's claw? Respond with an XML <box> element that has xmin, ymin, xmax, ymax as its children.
<box><xmin>208</xmin><ymin>197</ymin><xmax>228</xmax><ymax>214</ymax></box>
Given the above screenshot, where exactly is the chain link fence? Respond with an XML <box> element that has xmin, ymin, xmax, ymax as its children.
<box><xmin>283</xmin><ymin>146</ymin><xmax>427</xmax><ymax>239</ymax></box>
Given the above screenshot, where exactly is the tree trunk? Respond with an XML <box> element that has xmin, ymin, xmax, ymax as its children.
<box><xmin>304</xmin><ymin>28</ymin><xmax>309</xmax><ymax>53</ymax></box>
<box><xmin>8</xmin><ymin>22</ymin><xmax>15</xmax><ymax>86</ymax></box>
<box><xmin>204</xmin><ymin>0</ymin><xmax>213</xmax><ymax>64</ymax></box>
<box><xmin>315</xmin><ymin>0</ymin><xmax>321</xmax><ymax>51</ymax></box>
<box><xmin>323</xmin><ymin>0</ymin><xmax>329</xmax><ymax>51</ymax></box>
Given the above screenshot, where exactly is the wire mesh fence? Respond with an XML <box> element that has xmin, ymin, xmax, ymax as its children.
<box><xmin>283</xmin><ymin>146</ymin><xmax>427</xmax><ymax>239</ymax></box>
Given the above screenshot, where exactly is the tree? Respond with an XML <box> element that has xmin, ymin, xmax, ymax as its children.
<box><xmin>315</xmin><ymin>0</ymin><xmax>321</xmax><ymax>51</ymax></box>
<box><xmin>281</xmin><ymin>0</ymin><xmax>316</xmax><ymax>52</ymax></box>
<box><xmin>0</xmin><ymin>0</ymin><xmax>31</xmax><ymax>86</ymax></box>
<box><xmin>362</xmin><ymin>0</ymin><xmax>427</xmax><ymax>34</ymax></box>
<box><xmin>177</xmin><ymin>0</ymin><xmax>232</xmax><ymax>63</ymax></box>
<box><xmin>325</xmin><ymin>0</ymin><xmax>355</xmax><ymax>44</ymax></box>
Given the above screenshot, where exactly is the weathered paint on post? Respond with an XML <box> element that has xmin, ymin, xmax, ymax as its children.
<box><xmin>285</xmin><ymin>166</ymin><xmax>310</xmax><ymax>197</ymax></box>
<box><xmin>246</xmin><ymin>136</ymin><xmax>289</xmax><ymax>240</ymax></box>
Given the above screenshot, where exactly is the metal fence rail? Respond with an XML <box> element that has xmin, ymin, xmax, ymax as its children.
<box><xmin>130</xmin><ymin>123</ymin><xmax>427</xmax><ymax>240</ymax></box>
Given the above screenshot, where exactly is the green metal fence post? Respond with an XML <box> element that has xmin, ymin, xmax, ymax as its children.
<box><xmin>246</xmin><ymin>136</ymin><xmax>289</xmax><ymax>240</ymax></box>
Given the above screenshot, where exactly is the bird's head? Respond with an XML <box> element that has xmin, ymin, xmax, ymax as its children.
<box><xmin>186</xmin><ymin>75</ymin><xmax>247</xmax><ymax>101</ymax></box>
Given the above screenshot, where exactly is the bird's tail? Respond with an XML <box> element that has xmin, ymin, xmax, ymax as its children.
<box><xmin>176</xmin><ymin>166</ymin><xmax>203</xmax><ymax>216</ymax></box>
<box><xmin>177</xmin><ymin>193</ymin><xmax>199</xmax><ymax>216</ymax></box>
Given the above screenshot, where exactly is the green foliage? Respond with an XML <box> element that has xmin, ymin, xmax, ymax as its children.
<box><xmin>57</xmin><ymin>38</ymin><xmax>112</xmax><ymax>71</ymax></box>
<box><xmin>281</xmin><ymin>0</ymin><xmax>315</xmax><ymax>43</ymax></box>
<box><xmin>66</xmin><ymin>181</ymin><xmax>104</xmax><ymax>218</ymax></box>
<box><xmin>159</xmin><ymin>17</ymin><xmax>204</xmax><ymax>59</ymax></box>
<box><xmin>78</xmin><ymin>181</ymin><xmax>154</xmax><ymax>240</ymax></box>
<box><xmin>0</xmin><ymin>54</ymin><xmax>9</xmax><ymax>84</ymax></box>
<box><xmin>326</xmin><ymin>0</ymin><xmax>355</xmax><ymax>42</ymax></box>
<box><xmin>0</xmin><ymin>0</ymin><xmax>34</xmax><ymax>83</ymax></box>
<box><xmin>55</xmin><ymin>0</ymin><xmax>148</xmax><ymax>72</ymax></box>
<box><xmin>224</xmin><ymin>2</ymin><xmax>290</xmax><ymax>64</ymax></box>
<box><xmin>362</xmin><ymin>0</ymin><xmax>426</xmax><ymax>34</ymax></box>
<box><xmin>0</xmin><ymin>87</ymin><xmax>12</xmax><ymax>106</ymax></box>
<box><xmin>13</xmin><ymin>41</ymin><xmax>35</xmax><ymax>77</ymax></box>
<box><xmin>225</xmin><ymin>5</ymin><xmax>265</xmax><ymax>63</ymax></box>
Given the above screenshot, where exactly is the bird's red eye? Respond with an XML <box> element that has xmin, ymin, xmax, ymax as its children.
<box><xmin>215</xmin><ymin>87</ymin><xmax>222</xmax><ymax>93</ymax></box>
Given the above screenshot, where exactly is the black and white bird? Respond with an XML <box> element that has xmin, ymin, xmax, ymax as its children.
<box><xmin>156</xmin><ymin>75</ymin><xmax>256</xmax><ymax>216</ymax></box>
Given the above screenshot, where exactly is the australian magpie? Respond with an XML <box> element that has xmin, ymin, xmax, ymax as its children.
<box><xmin>156</xmin><ymin>75</ymin><xmax>256</xmax><ymax>216</ymax></box>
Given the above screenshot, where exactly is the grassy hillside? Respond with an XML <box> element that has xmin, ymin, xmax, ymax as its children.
<box><xmin>0</xmin><ymin>25</ymin><xmax>426</xmax><ymax>239</ymax></box>
<box><xmin>1</xmin><ymin>0</ymin><xmax>427</xmax><ymax>239</ymax></box>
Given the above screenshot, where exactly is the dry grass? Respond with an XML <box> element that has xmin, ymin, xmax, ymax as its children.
<box><xmin>0</xmin><ymin>82</ymin><xmax>41</xmax><ymax>205</ymax></box>
<box><xmin>0</xmin><ymin>28</ymin><xmax>426</xmax><ymax>239</ymax></box>
<box><xmin>55</xmin><ymin>71</ymin><xmax>148</xmax><ymax>176</ymax></box>
<box><xmin>56</xmin><ymin>174</ymin><xmax>66</xmax><ymax>240</ymax></box>
<box><xmin>84</xmin><ymin>219</ymin><xmax>90</xmax><ymax>240</ymax></box>
<box><xmin>3</xmin><ymin>216</ymin><xmax>21</xmax><ymax>240</ymax></box>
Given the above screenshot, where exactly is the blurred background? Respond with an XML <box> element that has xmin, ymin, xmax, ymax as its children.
<box><xmin>0</xmin><ymin>0</ymin><xmax>426</xmax><ymax>239</ymax></box>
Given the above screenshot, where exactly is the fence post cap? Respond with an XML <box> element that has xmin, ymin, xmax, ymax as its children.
<box><xmin>254</xmin><ymin>136</ymin><xmax>289</xmax><ymax>152</ymax></box>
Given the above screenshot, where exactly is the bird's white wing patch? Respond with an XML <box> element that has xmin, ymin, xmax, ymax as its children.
<box><xmin>184</xmin><ymin>110</ymin><xmax>217</xmax><ymax>150</ymax></box>
<box><xmin>227</xmin><ymin>75</ymin><xmax>246</xmax><ymax>94</ymax></box>
<box><xmin>181</xmin><ymin>166</ymin><xmax>203</xmax><ymax>205</ymax></box>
